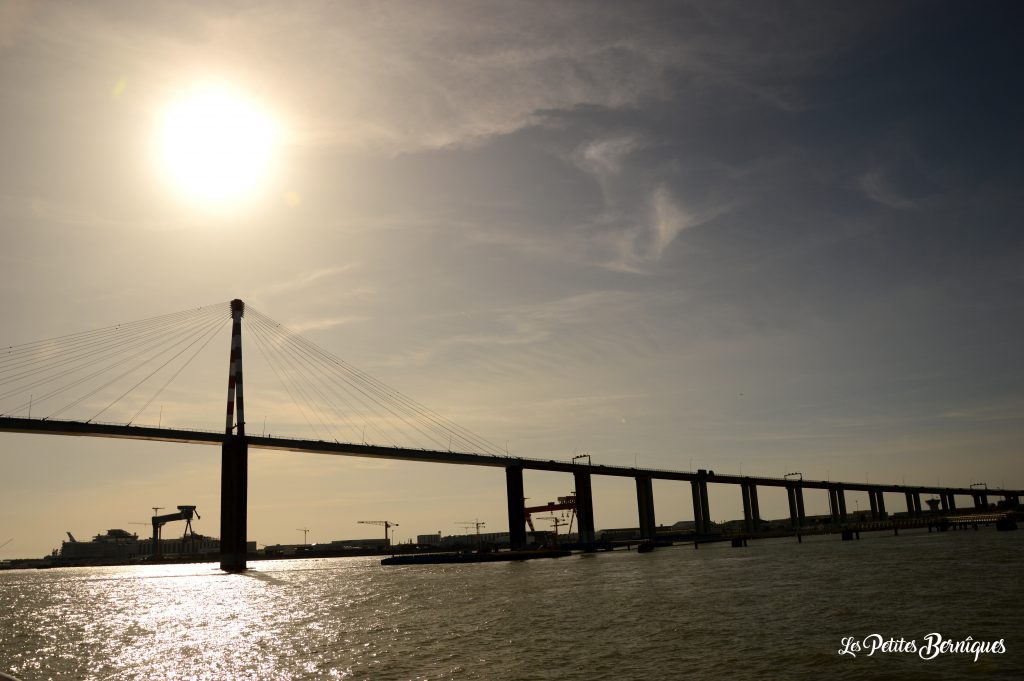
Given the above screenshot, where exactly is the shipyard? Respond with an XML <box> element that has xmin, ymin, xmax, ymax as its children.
<box><xmin>3</xmin><ymin>491</ymin><xmax>1016</xmax><ymax>570</ymax></box>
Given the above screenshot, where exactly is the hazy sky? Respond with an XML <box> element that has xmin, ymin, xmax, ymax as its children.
<box><xmin>2</xmin><ymin>1</ymin><xmax>1022</xmax><ymax>557</ymax></box>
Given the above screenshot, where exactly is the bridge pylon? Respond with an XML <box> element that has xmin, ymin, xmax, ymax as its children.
<box><xmin>220</xmin><ymin>299</ymin><xmax>248</xmax><ymax>571</ymax></box>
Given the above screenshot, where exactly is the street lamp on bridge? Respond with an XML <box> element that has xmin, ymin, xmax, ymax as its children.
<box><xmin>572</xmin><ymin>454</ymin><xmax>592</xmax><ymax>467</ymax></box>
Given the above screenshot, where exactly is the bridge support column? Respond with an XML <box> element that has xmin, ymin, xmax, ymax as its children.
<box><xmin>691</xmin><ymin>480</ymin><xmax>705</xmax><ymax>536</ymax></box>
<box><xmin>748</xmin><ymin>484</ymin><xmax>760</xmax><ymax>534</ymax></box>
<box><xmin>948</xmin><ymin>494</ymin><xmax>957</xmax><ymax>512</ymax></box>
<box><xmin>636</xmin><ymin>476</ymin><xmax>656</xmax><ymax>541</ymax></box>
<box><xmin>219</xmin><ymin>435</ymin><xmax>248</xmax><ymax>571</ymax></box>
<box><xmin>905</xmin><ymin>492</ymin><xmax>915</xmax><ymax>517</ymax></box>
<box><xmin>574</xmin><ymin>471</ymin><xmax>596</xmax><ymax>548</ymax></box>
<box><xmin>876</xmin><ymin>491</ymin><xmax>886</xmax><ymax>519</ymax></box>
<box><xmin>741</xmin><ymin>483</ymin><xmax>753</xmax><ymax>533</ymax></box>
<box><xmin>505</xmin><ymin>466</ymin><xmax>526</xmax><ymax>551</ymax></box>
<box><xmin>795</xmin><ymin>485</ymin><xmax>806</xmax><ymax>527</ymax></box>
<box><xmin>699</xmin><ymin>479</ymin><xmax>711</xmax><ymax>534</ymax></box>
<box><xmin>940</xmin><ymin>493</ymin><xmax>949</xmax><ymax>512</ymax></box>
<box><xmin>787</xmin><ymin>486</ymin><xmax>799</xmax><ymax>530</ymax></box>
<box><xmin>829</xmin><ymin>488</ymin><xmax>840</xmax><ymax>525</ymax></box>
<box><xmin>837</xmin><ymin>487</ymin><xmax>847</xmax><ymax>523</ymax></box>
<box><xmin>913</xmin><ymin>493</ymin><xmax>922</xmax><ymax>515</ymax></box>
<box><xmin>869</xmin><ymin>489</ymin><xmax>879</xmax><ymax>520</ymax></box>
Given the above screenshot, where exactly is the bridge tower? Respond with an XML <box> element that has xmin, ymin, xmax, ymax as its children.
<box><xmin>220</xmin><ymin>299</ymin><xmax>248</xmax><ymax>571</ymax></box>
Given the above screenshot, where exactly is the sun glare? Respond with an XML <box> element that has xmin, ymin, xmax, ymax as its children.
<box><xmin>157</xmin><ymin>85</ymin><xmax>280</xmax><ymax>205</ymax></box>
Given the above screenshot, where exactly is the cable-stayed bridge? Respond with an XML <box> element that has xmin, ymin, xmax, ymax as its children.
<box><xmin>2</xmin><ymin>299</ymin><xmax>1021</xmax><ymax>570</ymax></box>
<box><xmin>0</xmin><ymin>301</ymin><xmax>504</xmax><ymax>453</ymax></box>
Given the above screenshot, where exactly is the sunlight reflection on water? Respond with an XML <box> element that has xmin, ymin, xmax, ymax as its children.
<box><xmin>2</xmin><ymin>530</ymin><xmax>1022</xmax><ymax>680</ymax></box>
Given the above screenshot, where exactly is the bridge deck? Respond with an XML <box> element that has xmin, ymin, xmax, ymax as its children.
<box><xmin>1</xmin><ymin>416</ymin><xmax>1022</xmax><ymax>498</ymax></box>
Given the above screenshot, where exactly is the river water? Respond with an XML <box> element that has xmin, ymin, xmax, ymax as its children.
<box><xmin>1</xmin><ymin>527</ymin><xmax>1020</xmax><ymax>680</ymax></box>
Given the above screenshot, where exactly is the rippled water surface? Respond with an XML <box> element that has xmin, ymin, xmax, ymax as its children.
<box><xmin>2</xmin><ymin>528</ymin><xmax>1021</xmax><ymax>680</ymax></box>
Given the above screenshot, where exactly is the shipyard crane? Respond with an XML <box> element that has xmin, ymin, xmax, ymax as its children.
<box><xmin>524</xmin><ymin>494</ymin><xmax>576</xmax><ymax>533</ymax></box>
<box><xmin>457</xmin><ymin>519</ymin><xmax>486</xmax><ymax>545</ymax></box>
<box><xmin>151</xmin><ymin>505</ymin><xmax>200</xmax><ymax>560</ymax></box>
<box><xmin>0</xmin><ymin>538</ymin><xmax>12</xmax><ymax>550</ymax></box>
<box><xmin>357</xmin><ymin>520</ymin><xmax>397</xmax><ymax>547</ymax></box>
<box><xmin>539</xmin><ymin>515</ymin><xmax>570</xmax><ymax>543</ymax></box>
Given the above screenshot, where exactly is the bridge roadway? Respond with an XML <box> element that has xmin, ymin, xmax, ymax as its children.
<box><xmin>3</xmin><ymin>416</ymin><xmax>1021</xmax><ymax>569</ymax></box>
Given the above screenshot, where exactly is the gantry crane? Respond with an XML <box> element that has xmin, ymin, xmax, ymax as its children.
<box><xmin>524</xmin><ymin>494</ymin><xmax>576</xmax><ymax>533</ymax></box>
<box><xmin>151</xmin><ymin>505</ymin><xmax>200</xmax><ymax>559</ymax></box>
<box><xmin>357</xmin><ymin>520</ymin><xmax>397</xmax><ymax>547</ymax></box>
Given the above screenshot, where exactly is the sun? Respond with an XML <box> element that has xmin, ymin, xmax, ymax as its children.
<box><xmin>157</xmin><ymin>85</ymin><xmax>280</xmax><ymax>205</ymax></box>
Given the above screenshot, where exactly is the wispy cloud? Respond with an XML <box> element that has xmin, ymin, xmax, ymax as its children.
<box><xmin>573</xmin><ymin>135</ymin><xmax>645</xmax><ymax>191</ymax></box>
<box><xmin>366</xmin><ymin>290</ymin><xmax>641</xmax><ymax>370</ymax></box>
<box><xmin>649</xmin><ymin>185</ymin><xmax>692</xmax><ymax>258</ymax></box>
<box><xmin>938</xmin><ymin>401</ymin><xmax>1024</xmax><ymax>424</ymax></box>
<box><xmin>859</xmin><ymin>169</ymin><xmax>919</xmax><ymax>210</ymax></box>
<box><xmin>15</xmin><ymin>3</ymin><xmax>878</xmax><ymax>155</ymax></box>
<box><xmin>603</xmin><ymin>185</ymin><xmax>726</xmax><ymax>272</ymax></box>
<box><xmin>259</xmin><ymin>265</ymin><xmax>360</xmax><ymax>296</ymax></box>
<box><xmin>288</xmin><ymin>315</ymin><xmax>366</xmax><ymax>334</ymax></box>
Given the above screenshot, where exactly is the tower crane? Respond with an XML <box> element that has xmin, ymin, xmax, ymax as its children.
<box><xmin>357</xmin><ymin>520</ymin><xmax>397</xmax><ymax>547</ymax></box>
<box><xmin>457</xmin><ymin>519</ymin><xmax>486</xmax><ymax>545</ymax></box>
<box><xmin>151</xmin><ymin>505</ymin><xmax>200</xmax><ymax>560</ymax></box>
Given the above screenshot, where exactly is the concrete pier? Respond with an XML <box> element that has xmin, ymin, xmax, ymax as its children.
<box><xmin>699</xmin><ymin>479</ymin><xmax>710</xmax><ymax>535</ymax></box>
<box><xmin>785</xmin><ymin>485</ymin><xmax>806</xmax><ymax>529</ymax></box>
<box><xmin>691</xmin><ymin>480</ymin><xmax>706</xmax><ymax>535</ymax></box>
<box><xmin>219</xmin><ymin>436</ymin><xmax>248</xmax><ymax>571</ymax></box>
<box><xmin>875</xmin><ymin>490</ymin><xmax>886</xmax><ymax>519</ymax></box>
<box><xmin>505</xmin><ymin>466</ymin><xmax>526</xmax><ymax>550</ymax></box>
<box><xmin>636</xmin><ymin>476</ymin><xmax>656</xmax><ymax>541</ymax></box>
<box><xmin>786</xmin><ymin>486</ymin><xmax>798</xmax><ymax>529</ymax></box>
<box><xmin>740</xmin><ymin>483</ymin><xmax>762</xmax><ymax>535</ymax></box>
<box><xmin>906</xmin><ymin>491</ymin><xmax>922</xmax><ymax>516</ymax></box>
<box><xmin>691</xmin><ymin>477</ymin><xmax>711</xmax><ymax>535</ymax></box>
<box><xmin>574</xmin><ymin>470</ymin><xmax>596</xmax><ymax>547</ymax></box>
<box><xmin>748</xmin><ymin>484</ymin><xmax>760</xmax><ymax>534</ymax></box>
